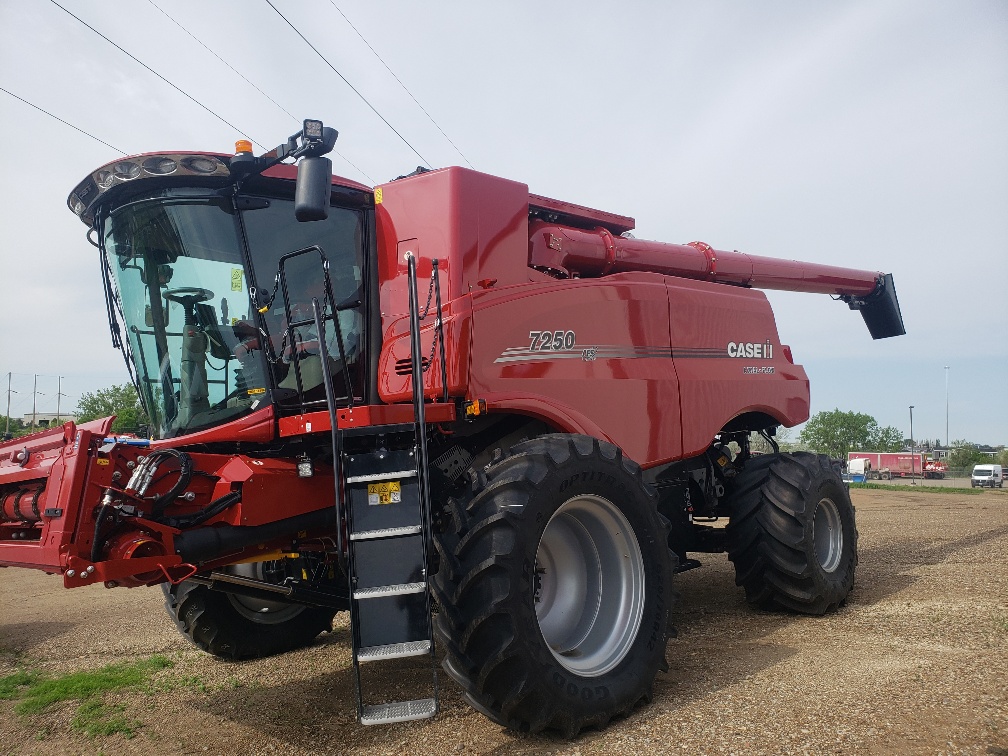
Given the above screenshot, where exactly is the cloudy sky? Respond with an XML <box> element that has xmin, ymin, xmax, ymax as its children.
<box><xmin>1</xmin><ymin>0</ymin><xmax>1005</xmax><ymax>445</ymax></box>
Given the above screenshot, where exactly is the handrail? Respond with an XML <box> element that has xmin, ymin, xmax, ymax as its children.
<box><xmin>312</xmin><ymin>298</ymin><xmax>348</xmax><ymax>576</ymax></box>
<box><xmin>431</xmin><ymin>260</ymin><xmax>449</xmax><ymax>404</ymax></box>
<box><xmin>405</xmin><ymin>252</ymin><xmax>439</xmax><ymax>704</ymax></box>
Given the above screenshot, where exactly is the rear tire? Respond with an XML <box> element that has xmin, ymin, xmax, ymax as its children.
<box><xmin>432</xmin><ymin>434</ymin><xmax>674</xmax><ymax>735</ymax></box>
<box><xmin>162</xmin><ymin>564</ymin><xmax>336</xmax><ymax>660</ymax></box>
<box><xmin>725</xmin><ymin>452</ymin><xmax>857</xmax><ymax>615</ymax></box>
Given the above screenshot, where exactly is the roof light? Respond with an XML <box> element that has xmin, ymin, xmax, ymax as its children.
<box><xmin>143</xmin><ymin>157</ymin><xmax>177</xmax><ymax>175</ymax></box>
<box><xmin>235</xmin><ymin>139</ymin><xmax>253</xmax><ymax>154</ymax></box>
<box><xmin>95</xmin><ymin>170</ymin><xmax>114</xmax><ymax>189</ymax></box>
<box><xmin>303</xmin><ymin>119</ymin><xmax>323</xmax><ymax>140</ymax></box>
<box><xmin>181</xmin><ymin>156</ymin><xmax>220</xmax><ymax>174</ymax></box>
<box><xmin>113</xmin><ymin>161</ymin><xmax>141</xmax><ymax>180</ymax></box>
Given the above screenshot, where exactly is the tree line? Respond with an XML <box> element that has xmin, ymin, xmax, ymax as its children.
<box><xmin>2</xmin><ymin>383</ymin><xmax>148</xmax><ymax>440</ymax></box>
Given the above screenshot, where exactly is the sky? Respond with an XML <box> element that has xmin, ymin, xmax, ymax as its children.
<box><xmin>0</xmin><ymin>0</ymin><xmax>1005</xmax><ymax>446</ymax></box>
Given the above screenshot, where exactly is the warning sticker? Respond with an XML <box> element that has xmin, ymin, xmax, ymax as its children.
<box><xmin>231</xmin><ymin>268</ymin><xmax>243</xmax><ymax>291</ymax></box>
<box><xmin>367</xmin><ymin>481</ymin><xmax>401</xmax><ymax>506</ymax></box>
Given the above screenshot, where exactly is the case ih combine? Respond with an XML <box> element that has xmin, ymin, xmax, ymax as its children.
<box><xmin>0</xmin><ymin>121</ymin><xmax>904</xmax><ymax>734</ymax></box>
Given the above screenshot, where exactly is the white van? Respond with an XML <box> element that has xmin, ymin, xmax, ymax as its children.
<box><xmin>971</xmin><ymin>464</ymin><xmax>1003</xmax><ymax>488</ymax></box>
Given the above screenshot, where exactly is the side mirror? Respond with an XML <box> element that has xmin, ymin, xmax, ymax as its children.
<box><xmin>295</xmin><ymin>156</ymin><xmax>333</xmax><ymax>222</ymax></box>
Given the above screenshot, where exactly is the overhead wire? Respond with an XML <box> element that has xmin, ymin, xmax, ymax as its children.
<box><xmin>327</xmin><ymin>1</ymin><xmax>473</xmax><ymax>169</ymax></box>
<box><xmin>0</xmin><ymin>86</ymin><xmax>126</xmax><ymax>155</ymax></box>
<box><xmin>145</xmin><ymin>0</ymin><xmax>298</xmax><ymax>122</ymax></box>
<box><xmin>143</xmin><ymin>0</ymin><xmax>375</xmax><ymax>184</ymax></box>
<box><xmin>48</xmin><ymin>0</ymin><xmax>266</xmax><ymax>150</ymax></box>
<box><xmin>265</xmin><ymin>0</ymin><xmax>432</xmax><ymax>169</ymax></box>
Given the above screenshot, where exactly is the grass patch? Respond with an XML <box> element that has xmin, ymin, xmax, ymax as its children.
<box><xmin>995</xmin><ymin>614</ymin><xmax>1008</xmax><ymax>634</ymax></box>
<box><xmin>0</xmin><ymin>670</ymin><xmax>38</xmax><ymax>699</ymax></box>
<box><xmin>146</xmin><ymin>671</ymin><xmax>207</xmax><ymax>694</ymax></box>
<box><xmin>15</xmin><ymin>656</ymin><xmax>172</xmax><ymax>715</ymax></box>
<box><xmin>849</xmin><ymin>482</ymin><xmax>982</xmax><ymax>495</ymax></box>
<box><xmin>3</xmin><ymin>656</ymin><xmax>172</xmax><ymax>740</ymax></box>
<box><xmin>71</xmin><ymin>699</ymin><xmax>140</xmax><ymax>738</ymax></box>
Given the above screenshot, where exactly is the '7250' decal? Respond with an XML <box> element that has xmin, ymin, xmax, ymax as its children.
<box><xmin>529</xmin><ymin>330</ymin><xmax>576</xmax><ymax>351</ymax></box>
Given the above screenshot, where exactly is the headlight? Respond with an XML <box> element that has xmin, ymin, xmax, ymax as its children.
<box><xmin>113</xmin><ymin>161</ymin><xmax>141</xmax><ymax>180</ymax></box>
<box><xmin>143</xmin><ymin>157</ymin><xmax>177</xmax><ymax>175</ymax></box>
<box><xmin>181</xmin><ymin>156</ymin><xmax>220</xmax><ymax>174</ymax></box>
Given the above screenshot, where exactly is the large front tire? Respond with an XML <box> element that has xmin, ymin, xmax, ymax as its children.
<box><xmin>725</xmin><ymin>452</ymin><xmax>857</xmax><ymax>615</ymax></box>
<box><xmin>162</xmin><ymin>563</ymin><xmax>337</xmax><ymax>660</ymax></box>
<box><xmin>433</xmin><ymin>435</ymin><xmax>674</xmax><ymax>736</ymax></box>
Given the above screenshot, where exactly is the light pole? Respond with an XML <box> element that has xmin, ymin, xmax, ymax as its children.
<box><xmin>909</xmin><ymin>405</ymin><xmax>915</xmax><ymax>486</ymax></box>
<box><xmin>944</xmin><ymin>366</ymin><xmax>949</xmax><ymax>451</ymax></box>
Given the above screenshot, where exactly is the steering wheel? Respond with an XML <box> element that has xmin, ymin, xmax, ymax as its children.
<box><xmin>163</xmin><ymin>287</ymin><xmax>214</xmax><ymax>326</ymax></box>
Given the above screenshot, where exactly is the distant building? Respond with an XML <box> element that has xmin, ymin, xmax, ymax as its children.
<box><xmin>21</xmin><ymin>412</ymin><xmax>78</xmax><ymax>428</ymax></box>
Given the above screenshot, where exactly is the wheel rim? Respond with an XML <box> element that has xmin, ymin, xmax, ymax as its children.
<box><xmin>812</xmin><ymin>497</ymin><xmax>843</xmax><ymax>573</ymax></box>
<box><xmin>225</xmin><ymin>562</ymin><xmax>306</xmax><ymax>624</ymax></box>
<box><xmin>534</xmin><ymin>494</ymin><xmax>645</xmax><ymax>677</ymax></box>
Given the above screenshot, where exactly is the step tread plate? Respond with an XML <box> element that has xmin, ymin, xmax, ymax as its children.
<box><xmin>354</xmin><ymin>582</ymin><xmax>426</xmax><ymax>600</ymax></box>
<box><xmin>357</xmin><ymin>639</ymin><xmax>431</xmax><ymax>663</ymax></box>
<box><xmin>360</xmin><ymin>698</ymin><xmax>437</xmax><ymax>726</ymax></box>
<box><xmin>350</xmin><ymin>525</ymin><xmax>422</xmax><ymax>542</ymax></box>
<box><xmin>346</xmin><ymin>469</ymin><xmax>418</xmax><ymax>484</ymax></box>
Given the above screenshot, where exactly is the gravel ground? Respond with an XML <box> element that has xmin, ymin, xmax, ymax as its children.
<box><xmin>1</xmin><ymin>487</ymin><xmax>1006</xmax><ymax>755</ymax></box>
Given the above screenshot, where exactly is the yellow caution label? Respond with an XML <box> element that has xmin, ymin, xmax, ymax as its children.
<box><xmin>231</xmin><ymin>268</ymin><xmax>243</xmax><ymax>291</ymax></box>
<box><xmin>96</xmin><ymin>458</ymin><xmax>110</xmax><ymax>466</ymax></box>
<box><xmin>367</xmin><ymin>481</ymin><xmax>401</xmax><ymax>506</ymax></box>
<box><xmin>374</xmin><ymin>187</ymin><xmax>383</xmax><ymax>204</ymax></box>
<box><xmin>247</xmin><ymin>387</ymin><xmax>266</xmax><ymax>395</ymax></box>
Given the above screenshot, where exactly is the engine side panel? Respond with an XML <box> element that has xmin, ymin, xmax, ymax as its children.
<box><xmin>666</xmin><ymin>277</ymin><xmax>810</xmax><ymax>457</ymax></box>
<box><xmin>467</xmin><ymin>273</ymin><xmax>682</xmax><ymax>467</ymax></box>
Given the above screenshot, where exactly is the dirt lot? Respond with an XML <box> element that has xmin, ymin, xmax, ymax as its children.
<box><xmin>2</xmin><ymin>487</ymin><xmax>1006</xmax><ymax>755</ymax></box>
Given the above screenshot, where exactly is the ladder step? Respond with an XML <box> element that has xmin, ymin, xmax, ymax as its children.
<box><xmin>346</xmin><ymin>469</ymin><xmax>417</xmax><ymax>484</ymax></box>
<box><xmin>351</xmin><ymin>525</ymin><xmax>422</xmax><ymax>541</ymax></box>
<box><xmin>357</xmin><ymin>639</ymin><xmax>431</xmax><ymax>663</ymax></box>
<box><xmin>354</xmin><ymin>582</ymin><xmax>426</xmax><ymax>600</ymax></box>
<box><xmin>361</xmin><ymin>698</ymin><xmax>437</xmax><ymax>725</ymax></box>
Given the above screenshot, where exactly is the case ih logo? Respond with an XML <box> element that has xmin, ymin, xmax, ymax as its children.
<box><xmin>727</xmin><ymin>340</ymin><xmax>773</xmax><ymax>359</ymax></box>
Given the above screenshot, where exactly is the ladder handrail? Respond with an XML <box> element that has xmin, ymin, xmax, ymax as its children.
<box><xmin>431</xmin><ymin>260</ymin><xmax>449</xmax><ymax>404</ymax></box>
<box><xmin>272</xmin><ymin>245</ymin><xmax>355</xmax><ymax>413</ymax></box>
<box><xmin>405</xmin><ymin>252</ymin><xmax>440</xmax><ymax>711</ymax></box>
<box><xmin>312</xmin><ymin>298</ymin><xmax>348</xmax><ymax>578</ymax></box>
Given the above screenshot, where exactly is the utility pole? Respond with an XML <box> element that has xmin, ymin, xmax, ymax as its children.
<box><xmin>909</xmin><ymin>405</ymin><xmax>915</xmax><ymax>486</ymax></box>
<box><xmin>944</xmin><ymin>366</ymin><xmax>949</xmax><ymax>451</ymax></box>
<box><xmin>4</xmin><ymin>372</ymin><xmax>16</xmax><ymax>437</ymax></box>
<box><xmin>56</xmin><ymin>376</ymin><xmax>67</xmax><ymax>424</ymax></box>
<box><xmin>32</xmin><ymin>374</ymin><xmax>38</xmax><ymax>429</ymax></box>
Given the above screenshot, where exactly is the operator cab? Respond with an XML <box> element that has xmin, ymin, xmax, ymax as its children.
<box><xmin>68</xmin><ymin>122</ymin><xmax>376</xmax><ymax>440</ymax></box>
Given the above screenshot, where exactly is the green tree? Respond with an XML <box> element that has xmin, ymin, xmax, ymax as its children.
<box><xmin>947</xmin><ymin>440</ymin><xmax>987</xmax><ymax>470</ymax></box>
<box><xmin>75</xmin><ymin>384</ymin><xmax>148</xmax><ymax>435</ymax></box>
<box><xmin>799</xmin><ymin>409</ymin><xmax>885</xmax><ymax>459</ymax></box>
<box><xmin>1</xmin><ymin>415</ymin><xmax>32</xmax><ymax>440</ymax></box>
<box><xmin>870</xmin><ymin>425</ymin><xmax>904</xmax><ymax>452</ymax></box>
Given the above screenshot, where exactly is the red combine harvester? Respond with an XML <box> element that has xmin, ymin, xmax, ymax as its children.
<box><xmin>0</xmin><ymin>121</ymin><xmax>904</xmax><ymax>734</ymax></box>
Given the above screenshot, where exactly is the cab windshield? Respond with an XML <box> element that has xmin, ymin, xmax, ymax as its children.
<box><xmin>103</xmin><ymin>188</ymin><xmax>365</xmax><ymax>439</ymax></box>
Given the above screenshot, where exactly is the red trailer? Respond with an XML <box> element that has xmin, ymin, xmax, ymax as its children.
<box><xmin>848</xmin><ymin>452</ymin><xmax>945</xmax><ymax>479</ymax></box>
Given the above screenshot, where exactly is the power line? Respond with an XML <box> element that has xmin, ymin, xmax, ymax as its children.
<box><xmin>48</xmin><ymin>0</ymin><xmax>266</xmax><ymax>150</ymax></box>
<box><xmin>265</xmin><ymin>0</ymin><xmax>432</xmax><ymax>169</ymax></box>
<box><xmin>143</xmin><ymin>0</ymin><xmax>375</xmax><ymax>185</ymax></box>
<box><xmin>327</xmin><ymin>1</ymin><xmax>473</xmax><ymax>169</ymax></box>
<box><xmin>146</xmin><ymin>0</ymin><xmax>298</xmax><ymax>122</ymax></box>
<box><xmin>0</xmin><ymin>86</ymin><xmax>125</xmax><ymax>154</ymax></box>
